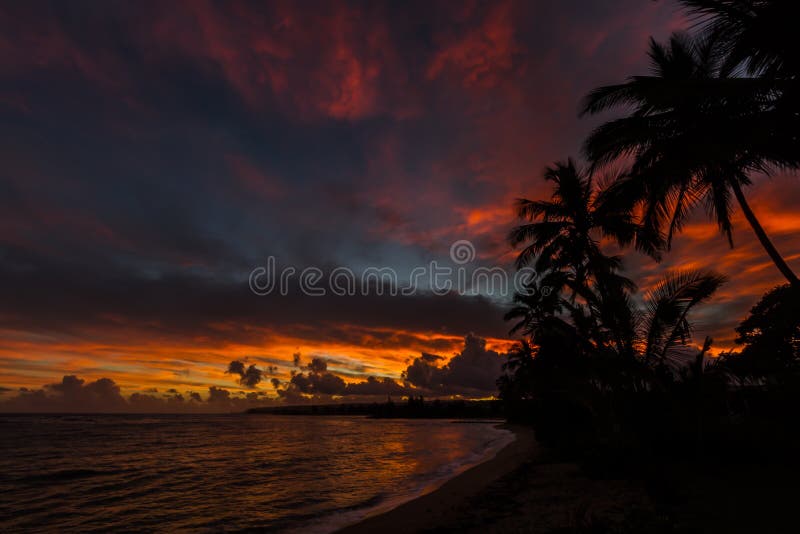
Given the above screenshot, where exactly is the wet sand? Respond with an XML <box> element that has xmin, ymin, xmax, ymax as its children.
<box><xmin>339</xmin><ymin>424</ymin><xmax>536</xmax><ymax>533</ymax></box>
<box><xmin>339</xmin><ymin>424</ymin><xmax>652</xmax><ymax>533</ymax></box>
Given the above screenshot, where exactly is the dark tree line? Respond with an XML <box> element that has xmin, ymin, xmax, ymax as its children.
<box><xmin>499</xmin><ymin>1</ymin><xmax>800</xmax><ymax>462</ymax></box>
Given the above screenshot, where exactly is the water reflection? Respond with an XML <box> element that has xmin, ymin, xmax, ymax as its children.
<box><xmin>0</xmin><ymin>415</ymin><xmax>511</xmax><ymax>532</ymax></box>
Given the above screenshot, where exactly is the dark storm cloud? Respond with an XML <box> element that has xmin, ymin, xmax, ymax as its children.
<box><xmin>0</xmin><ymin>375</ymin><xmax>275</xmax><ymax>413</ymax></box>
<box><xmin>0</xmin><ymin>0</ymin><xmax>686</xmax><ymax>284</ymax></box>
<box><xmin>279</xmin><ymin>364</ymin><xmax>413</xmax><ymax>398</ymax></box>
<box><xmin>227</xmin><ymin>361</ymin><xmax>264</xmax><ymax>388</ymax></box>
<box><xmin>344</xmin><ymin>376</ymin><xmax>411</xmax><ymax>396</ymax></box>
<box><xmin>0</xmin><ymin>248</ymin><xmax>509</xmax><ymax>347</ymax></box>
<box><xmin>402</xmin><ymin>334</ymin><xmax>505</xmax><ymax>395</ymax></box>
<box><xmin>0</xmin><ymin>4</ymin><xmax>695</xmax><ymax>348</ymax></box>
<box><xmin>306</xmin><ymin>358</ymin><xmax>329</xmax><ymax>374</ymax></box>
<box><xmin>0</xmin><ymin>375</ymin><xmax>127</xmax><ymax>412</ymax></box>
<box><xmin>270</xmin><ymin>334</ymin><xmax>505</xmax><ymax>399</ymax></box>
<box><xmin>207</xmin><ymin>386</ymin><xmax>232</xmax><ymax>405</ymax></box>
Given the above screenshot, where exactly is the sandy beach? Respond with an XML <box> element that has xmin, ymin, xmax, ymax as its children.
<box><xmin>340</xmin><ymin>424</ymin><xmax>653</xmax><ymax>533</ymax></box>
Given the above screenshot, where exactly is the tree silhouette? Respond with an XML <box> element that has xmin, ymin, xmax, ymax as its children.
<box><xmin>507</xmin><ymin>159</ymin><xmax>649</xmax><ymax>358</ymax></box>
<box><xmin>500</xmin><ymin>264</ymin><xmax>725</xmax><ymax>440</ymax></box>
<box><xmin>504</xmin><ymin>271</ymin><xmax>569</xmax><ymax>337</ymax></box>
<box><xmin>581</xmin><ymin>32</ymin><xmax>799</xmax><ymax>285</ymax></box>
<box><xmin>507</xmin><ymin>158</ymin><xmax>726</xmax><ymax>374</ymax></box>
<box><xmin>717</xmin><ymin>284</ymin><xmax>800</xmax><ymax>383</ymax></box>
<box><xmin>680</xmin><ymin>0</ymin><xmax>800</xmax><ymax>79</ymax></box>
<box><xmin>508</xmin><ymin>159</ymin><xmax>640</xmax><ymax>300</ymax></box>
<box><xmin>638</xmin><ymin>269</ymin><xmax>727</xmax><ymax>366</ymax></box>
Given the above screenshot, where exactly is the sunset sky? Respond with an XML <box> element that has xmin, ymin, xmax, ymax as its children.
<box><xmin>1</xmin><ymin>0</ymin><xmax>798</xmax><ymax>409</ymax></box>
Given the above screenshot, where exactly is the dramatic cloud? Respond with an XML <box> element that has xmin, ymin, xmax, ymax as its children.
<box><xmin>0</xmin><ymin>335</ymin><xmax>509</xmax><ymax>412</ymax></box>
<box><xmin>0</xmin><ymin>0</ymin><xmax>796</xmax><ymax>397</ymax></box>
<box><xmin>0</xmin><ymin>375</ymin><xmax>274</xmax><ymax>413</ymax></box>
<box><xmin>227</xmin><ymin>360</ymin><xmax>264</xmax><ymax>388</ymax></box>
<box><xmin>275</xmin><ymin>351</ymin><xmax>411</xmax><ymax>399</ymax></box>
<box><xmin>402</xmin><ymin>334</ymin><xmax>505</xmax><ymax>395</ymax></box>
<box><xmin>269</xmin><ymin>334</ymin><xmax>506</xmax><ymax>401</ymax></box>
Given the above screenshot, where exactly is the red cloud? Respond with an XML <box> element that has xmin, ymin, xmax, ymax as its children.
<box><xmin>426</xmin><ymin>1</ymin><xmax>518</xmax><ymax>89</ymax></box>
<box><xmin>147</xmin><ymin>1</ymin><xmax>415</xmax><ymax>120</ymax></box>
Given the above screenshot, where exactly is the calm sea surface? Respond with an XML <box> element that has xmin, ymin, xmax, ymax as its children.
<box><xmin>0</xmin><ymin>414</ymin><xmax>512</xmax><ymax>532</ymax></box>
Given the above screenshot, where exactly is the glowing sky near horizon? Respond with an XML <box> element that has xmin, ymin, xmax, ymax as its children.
<box><xmin>1</xmin><ymin>0</ymin><xmax>798</xmax><ymax>400</ymax></box>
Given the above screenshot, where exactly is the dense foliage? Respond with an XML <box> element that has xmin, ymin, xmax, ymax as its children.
<box><xmin>500</xmin><ymin>1</ymin><xmax>800</xmax><ymax>464</ymax></box>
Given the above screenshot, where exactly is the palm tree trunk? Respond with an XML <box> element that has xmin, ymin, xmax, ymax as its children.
<box><xmin>730</xmin><ymin>181</ymin><xmax>799</xmax><ymax>287</ymax></box>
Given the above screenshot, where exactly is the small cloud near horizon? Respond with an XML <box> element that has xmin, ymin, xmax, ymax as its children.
<box><xmin>0</xmin><ymin>335</ymin><xmax>508</xmax><ymax>413</ymax></box>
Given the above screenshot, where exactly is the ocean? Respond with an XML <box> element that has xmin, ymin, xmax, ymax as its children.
<box><xmin>0</xmin><ymin>414</ymin><xmax>513</xmax><ymax>532</ymax></box>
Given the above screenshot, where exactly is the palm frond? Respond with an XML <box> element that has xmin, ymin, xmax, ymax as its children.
<box><xmin>641</xmin><ymin>269</ymin><xmax>727</xmax><ymax>363</ymax></box>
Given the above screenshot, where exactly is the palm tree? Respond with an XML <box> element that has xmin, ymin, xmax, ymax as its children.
<box><xmin>679</xmin><ymin>1</ymin><xmax>800</xmax><ymax>172</ymax></box>
<box><xmin>504</xmin><ymin>270</ymin><xmax>569</xmax><ymax>337</ymax></box>
<box><xmin>505</xmin><ymin>158</ymin><xmax>727</xmax><ymax>388</ymax></box>
<box><xmin>508</xmin><ymin>158</ymin><xmax>643</xmax><ymax>298</ymax></box>
<box><xmin>501</xmin><ymin>268</ymin><xmax>726</xmax><ymax>402</ymax></box>
<box><xmin>637</xmin><ymin>270</ymin><xmax>728</xmax><ymax>367</ymax></box>
<box><xmin>508</xmin><ymin>159</ymin><xmax>661</xmax><ymax>359</ymax></box>
<box><xmin>680</xmin><ymin>0</ymin><xmax>800</xmax><ymax>79</ymax></box>
<box><xmin>581</xmin><ymin>32</ymin><xmax>799</xmax><ymax>286</ymax></box>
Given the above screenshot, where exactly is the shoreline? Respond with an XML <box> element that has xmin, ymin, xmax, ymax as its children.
<box><xmin>338</xmin><ymin>423</ymin><xmax>537</xmax><ymax>533</ymax></box>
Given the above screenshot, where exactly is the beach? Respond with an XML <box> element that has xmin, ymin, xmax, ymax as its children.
<box><xmin>341</xmin><ymin>425</ymin><xmax>653</xmax><ymax>533</ymax></box>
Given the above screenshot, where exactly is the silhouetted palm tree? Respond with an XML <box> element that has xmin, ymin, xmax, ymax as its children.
<box><xmin>508</xmin><ymin>159</ymin><xmax>641</xmax><ymax>299</ymax></box>
<box><xmin>680</xmin><ymin>0</ymin><xmax>800</xmax><ymax>78</ymax></box>
<box><xmin>581</xmin><ymin>33</ymin><xmax>799</xmax><ymax>286</ymax></box>
<box><xmin>575</xmin><ymin>267</ymin><xmax>725</xmax><ymax>370</ymax></box>
<box><xmin>637</xmin><ymin>269</ymin><xmax>727</xmax><ymax>367</ymax></box>
<box><xmin>680</xmin><ymin>1</ymin><xmax>800</xmax><ymax>175</ymax></box>
<box><xmin>504</xmin><ymin>271</ymin><xmax>569</xmax><ymax>336</ymax></box>
<box><xmin>500</xmin><ymin>268</ymin><xmax>725</xmax><ymax>414</ymax></box>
